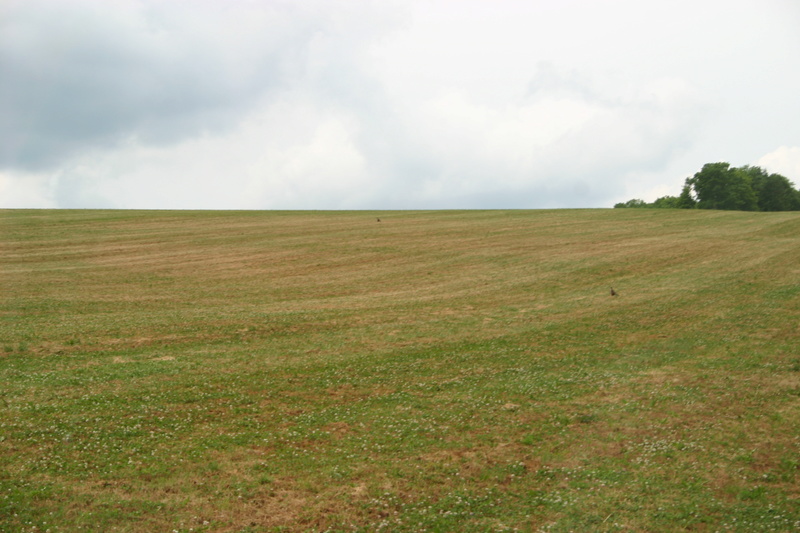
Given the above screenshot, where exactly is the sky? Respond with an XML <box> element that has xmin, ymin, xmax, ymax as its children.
<box><xmin>1</xmin><ymin>0</ymin><xmax>799</xmax><ymax>210</ymax></box>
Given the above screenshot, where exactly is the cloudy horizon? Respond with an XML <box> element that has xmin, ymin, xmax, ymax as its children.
<box><xmin>2</xmin><ymin>0</ymin><xmax>799</xmax><ymax>210</ymax></box>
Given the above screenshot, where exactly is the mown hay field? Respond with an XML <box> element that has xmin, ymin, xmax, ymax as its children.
<box><xmin>1</xmin><ymin>208</ymin><xmax>799</xmax><ymax>532</ymax></box>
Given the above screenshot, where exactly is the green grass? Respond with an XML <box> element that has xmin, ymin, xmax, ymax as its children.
<box><xmin>1</xmin><ymin>208</ymin><xmax>799</xmax><ymax>532</ymax></box>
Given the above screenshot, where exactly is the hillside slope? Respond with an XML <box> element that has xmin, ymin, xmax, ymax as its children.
<box><xmin>2</xmin><ymin>209</ymin><xmax>799</xmax><ymax>531</ymax></box>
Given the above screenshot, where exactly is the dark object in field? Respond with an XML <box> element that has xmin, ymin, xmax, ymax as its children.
<box><xmin>610</xmin><ymin>287</ymin><xmax>618</xmax><ymax>296</ymax></box>
<box><xmin>377</xmin><ymin>218</ymin><xmax>381</xmax><ymax>222</ymax></box>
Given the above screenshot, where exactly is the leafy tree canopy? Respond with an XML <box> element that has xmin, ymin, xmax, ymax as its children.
<box><xmin>613</xmin><ymin>198</ymin><xmax>648</xmax><ymax>208</ymax></box>
<box><xmin>688</xmin><ymin>162</ymin><xmax>758</xmax><ymax>211</ymax></box>
<box><xmin>615</xmin><ymin>162</ymin><xmax>799</xmax><ymax>211</ymax></box>
<box><xmin>740</xmin><ymin>165</ymin><xmax>800</xmax><ymax>211</ymax></box>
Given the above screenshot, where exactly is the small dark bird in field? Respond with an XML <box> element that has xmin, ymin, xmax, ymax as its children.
<box><xmin>610</xmin><ymin>287</ymin><xmax>618</xmax><ymax>296</ymax></box>
<box><xmin>377</xmin><ymin>217</ymin><xmax>381</xmax><ymax>222</ymax></box>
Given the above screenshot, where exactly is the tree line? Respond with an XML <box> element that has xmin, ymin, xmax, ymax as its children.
<box><xmin>615</xmin><ymin>162</ymin><xmax>800</xmax><ymax>211</ymax></box>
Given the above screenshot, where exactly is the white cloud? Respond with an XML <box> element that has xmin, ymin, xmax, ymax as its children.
<box><xmin>45</xmin><ymin>95</ymin><xmax>373</xmax><ymax>209</ymax></box>
<box><xmin>757</xmin><ymin>146</ymin><xmax>800</xmax><ymax>184</ymax></box>
<box><xmin>0</xmin><ymin>169</ymin><xmax>55</xmax><ymax>208</ymax></box>
<box><xmin>380</xmin><ymin>71</ymin><xmax>704</xmax><ymax>207</ymax></box>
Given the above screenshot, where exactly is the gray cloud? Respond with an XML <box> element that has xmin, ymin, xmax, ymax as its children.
<box><xmin>0</xmin><ymin>0</ymin><xmax>324</xmax><ymax>171</ymax></box>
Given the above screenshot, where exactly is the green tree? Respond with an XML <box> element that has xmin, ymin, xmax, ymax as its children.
<box><xmin>687</xmin><ymin>162</ymin><xmax>758</xmax><ymax>211</ymax></box>
<box><xmin>647</xmin><ymin>196</ymin><xmax>678</xmax><ymax>209</ymax></box>
<box><xmin>676</xmin><ymin>183</ymin><xmax>697</xmax><ymax>209</ymax></box>
<box><xmin>740</xmin><ymin>165</ymin><xmax>800</xmax><ymax>211</ymax></box>
<box><xmin>614</xmin><ymin>198</ymin><xmax>648</xmax><ymax>208</ymax></box>
<box><xmin>652</xmin><ymin>195</ymin><xmax>679</xmax><ymax>208</ymax></box>
<box><xmin>762</xmin><ymin>174</ymin><xmax>800</xmax><ymax>210</ymax></box>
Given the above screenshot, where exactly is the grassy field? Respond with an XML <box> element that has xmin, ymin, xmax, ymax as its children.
<box><xmin>1</xmin><ymin>208</ymin><xmax>799</xmax><ymax>532</ymax></box>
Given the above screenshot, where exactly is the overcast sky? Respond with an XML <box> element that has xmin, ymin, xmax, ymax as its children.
<box><xmin>2</xmin><ymin>0</ymin><xmax>799</xmax><ymax>209</ymax></box>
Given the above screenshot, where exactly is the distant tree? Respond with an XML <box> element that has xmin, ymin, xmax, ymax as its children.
<box><xmin>727</xmin><ymin>167</ymin><xmax>760</xmax><ymax>211</ymax></box>
<box><xmin>740</xmin><ymin>165</ymin><xmax>800</xmax><ymax>211</ymax></box>
<box><xmin>652</xmin><ymin>195</ymin><xmax>680</xmax><ymax>208</ymax></box>
<box><xmin>676</xmin><ymin>183</ymin><xmax>697</xmax><ymax>209</ymax></box>
<box><xmin>763</xmin><ymin>174</ymin><xmax>800</xmax><ymax>210</ymax></box>
<box><xmin>614</xmin><ymin>198</ymin><xmax>648</xmax><ymax>208</ymax></box>
<box><xmin>687</xmin><ymin>162</ymin><xmax>758</xmax><ymax>211</ymax></box>
<box><xmin>613</xmin><ymin>162</ymin><xmax>798</xmax><ymax>211</ymax></box>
